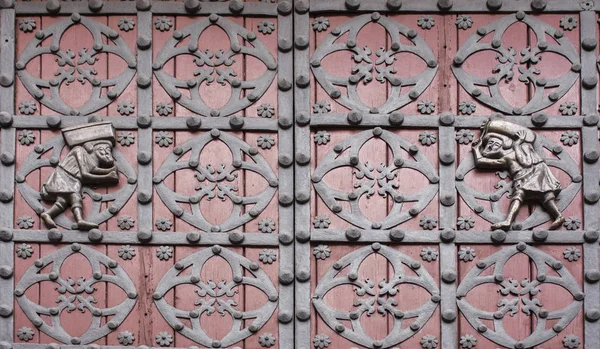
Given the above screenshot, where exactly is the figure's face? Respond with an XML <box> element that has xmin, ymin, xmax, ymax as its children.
<box><xmin>482</xmin><ymin>136</ymin><xmax>504</xmax><ymax>158</ymax></box>
<box><xmin>94</xmin><ymin>144</ymin><xmax>114</xmax><ymax>166</ymax></box>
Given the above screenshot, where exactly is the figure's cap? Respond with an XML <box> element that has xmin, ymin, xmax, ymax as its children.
<box><xmin>484</xmin><ymin>118</ymin><xmax>535</xmax><ymax>143</ymax></box>
<box><xmin>62</xmin><ymin>122</ymin><xmax>116</xmax><ymax>147</ymax></box>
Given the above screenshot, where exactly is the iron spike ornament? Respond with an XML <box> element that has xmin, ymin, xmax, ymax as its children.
<box><xmin>40</xmin><ymin>122</ymin><xmax>119</xmax><ymax>230</ymax></box>
<box><xmin>471</xmin><ymin>119</ymin><xmax>565</xmax><ymax>230</ymax></box>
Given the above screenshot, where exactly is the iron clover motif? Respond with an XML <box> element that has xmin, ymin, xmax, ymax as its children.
<box><xmin>471</xmin><ymin>119</ymin><xmax>564</xmax><ymax>230</ymax></box>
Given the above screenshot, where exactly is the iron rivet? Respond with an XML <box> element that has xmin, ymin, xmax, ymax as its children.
<box><xmin>437</xmin><ymin>0</ymin><xmax>453</xmax><ymax>10</ymax></box>
<box><xmin>345</xmin><ymin>0</ymin><xmax>360</xmax><ymax>10</ymax></box>
<box><xmin>277</xmin><ymin>1</ymin><xmax>292</xmax><ymax>15</ymax></box>
<box><xmin>184</xmin><ymin>0</ymin><xmax>201</xmax><ymax>12</ymax></box>
<box><xmin>531</xmin><ymin>0</ymin><xmax>547</xmax><ymax>11</ymax></box>
<box><xmin>389</xmin><ymin>229</ymin><xmax>405</xmax><ymax>242</ymax></box>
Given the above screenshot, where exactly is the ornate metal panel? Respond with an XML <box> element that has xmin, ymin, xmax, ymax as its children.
<box><xmin>1</xmin><ymin>1</ymin><xmax>293</xmax><ymax>349</ymax></box>
<box><xmin>295</xmin><ymin>2</ymin><xmax>599</xmax><ymax>349</ymax></box>
<box><xmin>0</xmin><ymin>1</ymin><xmax>598</xmax><ymax>349</ymax></box>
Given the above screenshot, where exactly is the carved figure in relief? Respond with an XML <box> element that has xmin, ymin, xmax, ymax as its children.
<box><xmin>40</xmin><ymin>122</ymin><xmax>119</xmax><ymax>230</ymax></box>
<box><xmin>472</xmin><ymin>119</ymin><xmax>564</xmax><ymax>230</ymax></box>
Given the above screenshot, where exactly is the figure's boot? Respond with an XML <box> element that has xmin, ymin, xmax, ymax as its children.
<box><xmin>40</xmin><ymin>203</ymin><xmax>63</xmax><ymax>228</ymax></box>
<box><xmin>73</xmin><ymin>207</ymin><xmax>98</xmax><ymax>230</ymax></box>
<box><xmin>544</xmin><ymin>200</ymin><xmax>565</xmax><ymax>230</ymax></box>
<box><xmin>491</xmin><ymin>200</ymin><xmax>521</xmax><ymax>231</ymax></box>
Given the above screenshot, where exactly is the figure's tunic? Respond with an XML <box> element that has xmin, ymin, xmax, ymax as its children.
<box><xmin>512</xmin><ymin>161</ymin><xmax>561</xmax><ymax>195</ymax></box>
<box><xmin>42</xmin><ymin>146</ymin><xmax>91</xmax><ymax>195</ymax></box>
<box><xmin>507</xmin><ymin>142</ymin><xmax>561</xmax><ymax>197</ymax></box>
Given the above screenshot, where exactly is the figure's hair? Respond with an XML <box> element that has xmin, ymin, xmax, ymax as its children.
<box><xmin>83</xmin><ymin>140</ymin><xmax>112</xmax><ymax>153</ymax></box>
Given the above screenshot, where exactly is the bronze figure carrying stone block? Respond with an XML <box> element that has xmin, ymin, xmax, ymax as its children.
<box><xmin>472</xmin><ymin>119</ymin><xmax>565</xmax><ymax>231</ymax></box>
<box><xmin>40</xmin><ymin>122</ymin><xmax>119</xmax><ymax>230</ymax></box>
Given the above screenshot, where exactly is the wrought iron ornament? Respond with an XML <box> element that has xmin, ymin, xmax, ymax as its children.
<box><xmin>153</xmin><ymin>246</ymin><xmax>278</xmax><ymax>348</ymax></box>
<box><xmin>452</xmin><ymin>12</ymin><xmax>580</xmax><ymax>115</ymax></box>
<box><xmin>313</xmin><ymin>243</ymin><xmax>440</xmax><ymax>348</ymax></box>
<box><xmin>15</xmin><ymin>244</ymin><xmax>137</xmax><ymax>345</ymax></box>
<box><xmin>16</xmin><ymin>15</ymin><xmax>136</xmax><ymax>116</ymax></box>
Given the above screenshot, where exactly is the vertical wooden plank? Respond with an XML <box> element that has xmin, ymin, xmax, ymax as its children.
<box><xmin>11</xmin><ymin>13</ymin><xmax>37</xmax><ymax>344</ymax></box>
<box><xmin>108</xmin><ymin>15</ymin><xmax>137</xmax><ymax>117</ymax></box>
<box><xmin>456</xmin><ymin>14</ymin><xmax>529</xmax><ymax>116</ymax></box>
<box><xmin>392</xmin><ymin>244</ymin><xmax>441</xmax><ymax>349</ymax></box>
<box><xmin>529</xmin><ymin>14</ymin><xmax>580</xmax><ymax>117</ymax></box>
<box><xmin>534</xmin><ymin>244</ymin><xmax>584</xmax><ymax>349</ymax></box>
<box><xmin>152</xmin><ymin>14</ymin><xmax>175</xmax><ymax>118</ymax></box>
<box><xmin>242</xmin><ymin>15</ymin><xmax>281</xmax><ymax>346</ymax></box>
<box><xmin>13</xmin><ymin>129</ymin><xmax>40</xmax><ymax>344</ymax></box>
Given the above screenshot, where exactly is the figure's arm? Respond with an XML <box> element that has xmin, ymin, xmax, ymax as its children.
<box><xmin>89</xmin><ymin>166</ymin><xmax>117</xmax><ymax>175</ymax></box>
<box><xmin>73</xmin><ymin>149</ymin><xmax>119</xmax><ymax>183</ymax></box>
<box><xmin>471</xmin><ymin>141</ymin><xmax>506</xmax><ymax>168</ymax></box>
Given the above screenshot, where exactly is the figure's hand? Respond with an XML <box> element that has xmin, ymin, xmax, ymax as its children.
<box><xmin>515</xmin><ymin>130</ymin><xmax>526</xmax><ymax>144</ymax></box>
<box><xmin>472</xmin><ymin>138</ymin><xmax>480</xmax><ymax>147</ymax></box>
<box><xmin>108</xmin><ymin>170</ymin><xmax>119</xmax><ymax>181</ymax></box>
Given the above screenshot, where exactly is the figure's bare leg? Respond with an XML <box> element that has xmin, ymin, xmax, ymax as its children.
<box><xmin>544</xmin><ymin>199</ymin><xmax>565</xmax><ymax>230</ymax></box>
<box><xmin>40</xmin><ymin>197</ymin><xmax>67</xmax><ymax>229</ymax></box>
<box><xmin>41</xmin><ymin>205</ymin><xmax>61</xmax><ymax>228</ymax></box>
<box><xmin>72</xmin><ymin>207</ymin><xmax>98</xmax><ymax>230</ymax></box>
<box><xmin>491</xmin><ymin>199</ymin><xmax>521</xmax><ymax>231</ymax></box>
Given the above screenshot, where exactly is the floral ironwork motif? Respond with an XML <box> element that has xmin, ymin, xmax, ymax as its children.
<box><xmin>310</xmin><ymin>13</ymin><xmax>438</xmax><ymax>114</ymax></box>
<box><xmin>156</xmin><ymin>102</ymin><xmax>173</xmax><ymax>116</ymax></box>
<box><xmin>16</xmin><ymin>215</ymin><xmax>35</xmax><ymax>229</ymax></box>
<box><xmin>17</xmin><ymin>327</ymin><xmax>34</xmax><ymax>342</ymax></box>
<box><xmin>312</xmin><ymin>17</ymin><xmax>330</xmax><ymax>32</ymax></box>
<box><xmin>117</xmin><ymin>132</ymin><xmax>135</xmax><ymax>146</ymax></box>
<box><xmin>314</xmin><ymin>131</ymin><xmax>331</xmax><ymax>145</ymax></box>
<box><xmin>417</xmin><ymin>16</ymin><xmax>435</xmax><ymax>30</ymax></box>
<box><xmin>259</xmin><ymin>249</ymin><xmax>277</xmax><ymax>264</ymax></box>
<box><xmin>257</xmin><ymin>103</ymin><xmax>275</xmax><ymax>118</ymax></box>
<box><xmin>15</xmin><ymin>133</ymin><xmax>137</xmax><ymax>230</ymax></box>
<box><xmin>118</xmin><ymin>245</ymin><xmax>136</xmax><ymax>260</ymax></box>
<box><xmin>118</xmin><ymin>18</ymin><xmax>135</xmax><ymax>32</ymax></box>
<box><xmin>456</xmin><ymin>130</ymin><xmax>581</xmax><ymax>230</ymax></box>
<box><xmin>155</xmin><ymin>332</ymin><xmax>173</xmax><ymax>347</ymax></box>
<box><xmin>15</xmin><ymin>244</ymin><xmax>137</xmax><ymax>344</ymax></box>
<box><xmin>18</xmin><ymin>100</ymin><xmax>37</xmax><ymax>115</ymax></box>
<box><xmin>153</xmin><ymin>246</ymin><xmax>277</xmax><ymax>347</ymax></box>
<box><xmin>452</xmin><ymin>13</ymin><xmax>580</xmax><ymax>115</ymax></box>
<box><xmin>154</xmin><ymin>130</ymin><xmax>277</xmax><ymax>232</ymax></box>
<box><xmin>458</xmin><ymin>247</ymin><xmax>477</xmax><ymax>262</ymax></box>
<box><xmin>313</xmin><ymin>128</ymin><xmax>438</xmax><ymax>229</ymax></box>
<box><xmin>153</xmin><ymin>15</ymin><xmax>277</xmax><ymax>117</ymax></box>
<box><xmin>16</xmin><ymin>15</ymin><xmax>137</xmax><ymax>115</ymax></box>
<box><xmin>313</xmin><ymin>244</ymin><xmax>440</xmax><ymax>348</ymax></box>
<box><xmin>16</xmin><ymin>243</ymin><xmax>34</xmax><ymax>259</ymax></box>
<box><xmin>457</xmin><ymin>243</ymin><xmax>583</xmax><ymax>348</ymax></box>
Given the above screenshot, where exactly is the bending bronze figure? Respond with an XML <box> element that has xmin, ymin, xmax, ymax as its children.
<box><xmin>472</xmin><ymin>119</ymin><xmax>565</xmax><ymax>230</ymax></box>
<box><xmin>40</xmin><ymin>122</ymin><xmax>119</xmax><ymax>230</ymax></box>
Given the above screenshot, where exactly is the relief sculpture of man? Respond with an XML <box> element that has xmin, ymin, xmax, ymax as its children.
<box><xmin>471</xmin><ymin>118</ymin><xmax>565</xmax><ymax>230</ymax></box>
<box><xmin>40</xmin><ymin>122</ymin><xmax>119</xmax><ymax>230</ymax></box>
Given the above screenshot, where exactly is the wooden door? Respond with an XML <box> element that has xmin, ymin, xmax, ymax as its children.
<box><xmin>0</xmin><ymin>1</ymin><xmax>597</xmax><ymax>349</ymax></box>
<box><xmin>296</xmin><ymin>2</ymin><xmax>597</xmax><ymax>349</ymax></box>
